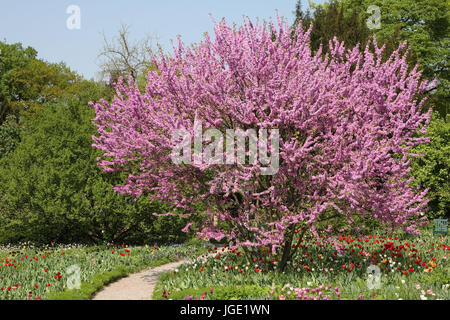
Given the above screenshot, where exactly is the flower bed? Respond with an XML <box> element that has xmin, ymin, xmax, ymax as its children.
<box><xmin>0</xmin><ymin>241</ymin><xmax>209</xmax><ymax>300</ymax></box>
<box><xmin>154</xmin><ymin>230</ymin><xmax>449</xmax><ymax>300</ymax></box>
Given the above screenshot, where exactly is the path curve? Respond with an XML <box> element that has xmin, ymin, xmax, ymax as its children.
<box><xmin>92</xmin><ymin>260</ymin><xmax>185</xmax><ymax>300</ymax></box>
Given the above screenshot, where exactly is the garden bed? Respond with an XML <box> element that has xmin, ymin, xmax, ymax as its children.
<box><xmin>153</xmin><ymin>230</ymin><xmax>450</xmax><ymax>300</ymax></box>
<box><xmin>0</xmin><ymin>240</ymin><xmax>210</xmax><ymax>300</ymax></box>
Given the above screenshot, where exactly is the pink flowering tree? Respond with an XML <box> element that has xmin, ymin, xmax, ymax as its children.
<box><xmin>91</xmin><ymin>16</ymin><xmax>434</xmax><ymax>271</ymax></box>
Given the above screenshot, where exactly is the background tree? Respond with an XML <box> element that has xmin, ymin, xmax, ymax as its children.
<box><xmin>97</xmin><ymin>24</ymin><xmax>157</xmax><ymax>86</ymax></box>
<box><xmin>0</xmin><ymin>41</ymin><xmax>87</xmax><ymax>122</ymax></box>
<box><xmin>294</xmin><ymin>0</ymin><xmax>419</xmax><ymax>68</ymax></box>
<box><xmin>0</xmin><ymin>42</ymin><xmax>37</xmax><ymax>122</ymax></box>
<box><xmin>7</xmin><ymin>59</ymin><xmax>82</xmax><ymax>117</ymax></box>
<box><xmin>294</xmin><ymin>0</ymin><xmax>371</xmax><ymax>56</ymax></box>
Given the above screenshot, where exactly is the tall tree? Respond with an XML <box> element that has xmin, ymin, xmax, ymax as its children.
<box><xmin>0</xmin><ymin>42</ymin><xmax>37</xmax><ymax>121</ymax></box>
<box><xmin>0</xmin><ymin>41</ymin><xmax>85</xmax><ymax>122</ymax></box>
<box><xmin>97</xmin><ymin>24</ymin><xmax>157</xmax><ymax>85</ymax></box>
<box><xmin>295</xmin><ymin>0</ymin><xmax>371</xmax><ymax>55</ymax></box>
<box><xmin>92</xmin><ymin>17</ymin><xmax>433</xmax><ymax>272</ymax></box>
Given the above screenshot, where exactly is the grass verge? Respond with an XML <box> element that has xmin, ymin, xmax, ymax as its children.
<box><xmin>47</xmin><ymin>257</ymin><xmax>174</xmax><ymax>300</ymax></box>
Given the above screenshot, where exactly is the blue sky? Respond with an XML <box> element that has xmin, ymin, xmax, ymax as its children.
<box><xmin>0</xmin><ymin>0</ymin><xmax>325</xmax><ymax>80</ymax></box>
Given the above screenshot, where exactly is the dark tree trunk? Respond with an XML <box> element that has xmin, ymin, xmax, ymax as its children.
<box><xmin>278</xmin><ymin>232</ymin><xmax>294</xmax><ymax>272</ymax></box>
<box><xmin>278</xmin><ymin>226</ymin><xmax>307</xmax><ymax>272</ymax></box>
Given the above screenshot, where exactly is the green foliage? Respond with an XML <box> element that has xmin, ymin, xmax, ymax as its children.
<box><xmin>294</xmin><ymin>0</ymin><xmax>421</xmax><ymax>70</ymax></box>
<box><xmin>0</xmin><ymin>41</ymin><xmax>90</xmax><ymax>122</ymax></box>
<box><xmin>294</xmin><ymin>0</ymin><xmax>371</xmax><ymax>55</ymax></box>
<box><xmin>0</xmin><ymin>114</ymin><xmax>22</xmax><ymax>159</ymax></box>
<box><xmin>410</xmin><ymin>113</ymin><xmax>450</xmax><ymax>218</ymax></box>
<box><xmin>0</xmin><ymin>42</ymin><xmax>37</xmax><ymax>121</ymax></box>
<box><xmin>0</xmin><ymin>83</ymin><xmax>188</xmax><ymax>245</ymax></box>
<box><xmin>8</xmin><ymin>60</ymin><xmax>81</xmax><ymax>117</ymax></box>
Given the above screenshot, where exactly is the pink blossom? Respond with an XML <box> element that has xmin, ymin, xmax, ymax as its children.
<box><xmin>92</xmin><ymin>14</ymin><xmax>433</xmax><ymax>269</ymax></box>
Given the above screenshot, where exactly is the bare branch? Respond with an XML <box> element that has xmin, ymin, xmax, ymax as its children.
<box><xmin>97</xmin><ymin>23</ymin><xmax>158</xmax><ymax>82</ymax></box>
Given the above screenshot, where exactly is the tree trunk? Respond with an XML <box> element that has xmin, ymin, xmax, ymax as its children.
<box><xmin>278</xmin><ymin>225</ymin><xmax>307</xmax><ymax>272</ymax></box>
<box><xmin>278</xmin><ymin>233</ymin><xmax>294</xmax><ymax>272</ymax></box>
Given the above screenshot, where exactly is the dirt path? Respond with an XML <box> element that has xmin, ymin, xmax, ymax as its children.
<box><xmin>91</xmin><ymin>260</ymin><xmax>186</xmax><ymax>300</ymax></box>
<box><xmin>91</xmin><ymin>247</ymin><xmax>230</xmax><ymax>300</ymax></box>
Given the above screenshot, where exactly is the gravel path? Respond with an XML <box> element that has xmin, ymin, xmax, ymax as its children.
<box><xmin>91</xmin><ymin>260</ymin><xmax>186</xmax><ymax>300</ymax></box>
<box><xmin>91</xmin><ymin>247</ymin><xmax>229</xmax><ymax>300</ymax></box>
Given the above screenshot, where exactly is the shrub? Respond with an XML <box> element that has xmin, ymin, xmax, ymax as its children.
<box><xmin>0</xmin><ymin>115</ymin><xmax>22</xmax><ymax>159</ymax></box>
<box><xmin>410</xmin><ymin>113</ymin><xmax>450</xmax><ymax>218</ymax></box>
<box><xmin>0</xmin><ymin>85</ymin><xmax>188</xmax><ymax>245</ymax></box>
